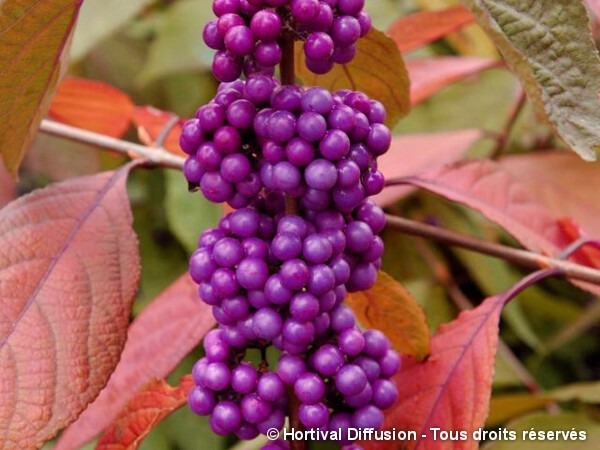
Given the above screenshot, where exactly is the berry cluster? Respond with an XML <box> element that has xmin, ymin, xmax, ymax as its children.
<box><xmin>203</xmin><ymin>0</ymin><xmax>372</xmax><ymax>82</ymax></box>
<box><xmin>188</xmin><ymin>204</ymin><xmax>398</xmax><ymax>442</ymax></box>
<box><xmin>184</xmin><ymin>2</ymin><xmax>398</xmax><ymax>449</ymax></box>
<box><xmin>181</xmin><ymin>77</ymin><xmax>390</xmax><ymax>216</ymax></box>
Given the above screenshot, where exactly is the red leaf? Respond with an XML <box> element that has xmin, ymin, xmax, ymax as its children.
<box><xmin>407</xmin><ymin>57</ymin><xmax>501</xmax><ymax>106</ymax></box>
<box><xmin>49</xmin><ymin>78</ymin><xmax>134</xmax><ymax>138</ymax></box>
<box><xmin>132</xmin><ymin>107</ymin><xmax>185</xmax><ymax>155</ymax></box>
<box><xmin>95</xmin><ymin>376</ymin><xmax>194</xmax><ymax>450</ymax></box>
<box><xmin>365</xmin><ymin>295</ymin><xmax>503</xmax><ymax>450</ymax></box>
<box><xmin>0</xmin><ymin>168</ymin><xmax>140</xmax><ymax>449</ymax></box>
<box><xmin>55</xmin><ymin>274</ymin><xmax>215</xmax><ymax>450</ymax></box>
<box><xmin>374</xmin><ymin>130</ymin><xmax>483</xmax><ymax>207</ymax></box>
<box><xmin>388</xmin><ymin>6</ymin><xmax>475</xmax><ymax>53</ymax></box>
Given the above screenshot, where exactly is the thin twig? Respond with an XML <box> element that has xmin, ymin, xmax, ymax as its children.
<box><xmin>491</xmin><ymin>86</ymin><xmax>527</xmax><ymax>159</ymax></box>
<box><xmin>39</xmin><ymin>119</ymin><xmax>185</xmax><ymax>170</ymax></box>
<box><xmin>385</xmin><ymin>214</ymin><xmax>600</xmax><ymax>286</ymax></box>
<box><xmin>412</xmin><ymin>238</ymin><xmax>542</xmax><ymax>393</ymax></box>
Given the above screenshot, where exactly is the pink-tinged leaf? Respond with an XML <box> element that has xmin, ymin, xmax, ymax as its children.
<box><xmin>407</xmin><ymin>57</ymin><xmax>501</xmax><ymax>106</ymax></box>
<box><xmin>56</xmin><ymin>274</ymin><xmax>215</xmax><ymax>450</ymax></box>
<box><xmin>388</xmin><ymin>6</ymin><xmax>475</xmax><ymax>53</ymax></box>
<box><xmin>585</xmin><ymin>0</ymin><xmax>600</xmax><ymax>18</ymax></box>
<box><xmin>403</xmin><ymin>160</ymin><xmax>567</xmax><ymax>256</ymax></box>
<box><xmin>374</xmin><ymin>130</ymin><xmax>483</xmax><ymax>207</ymax></box>
<box><xmin>500</xmin><ymin>152</ymin><xmax>600</xmax><ymax>239</ymax></box>
<box><xmin>0</xmin><ymin>167</ymin><xmax>140</xmax><ymax>449</ymax></box>
<box><xmin>95</xmin><ymin>376</ymin><xmax>194</xmax><ymax>450</ymax></box>
<box><xmin>0</xmin><ymin>162</ymin><xmax>17</xmax><ymax>208</ymax></box>
<box><xmin>365</xmin><ymin>294</ymin><xmax>504</xmax><ymax>450</ymax></box>
<box><xmin>49</xmin><ymin>78</ymin><xmax>134</xmax><ymax>138</ymax></box>
<box><xmin>131</xmin><ymin>107</ymin><xmax>185</xmax><ymax>155</ymax></box>
<box><xmin>0</xmin><ymin>0</ymin><xmax>84</xmax><ymax>177</ymax></box>
<box><xmin>401</xmin><ymin>160</ymin><xmax>600</xmax><ymax>294</ymax></box>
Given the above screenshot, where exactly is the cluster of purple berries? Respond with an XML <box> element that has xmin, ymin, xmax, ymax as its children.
<box><xmin>203</xmin><ymin>0</ymin><xmax>371</xmax><ymax>82</ymax></box>
<box><xmin>181</xmin><ymin>77</ymin><xmax>390</xmax><ymax>214</ymax></box>
<box><xmin>188</xmin><ymin>204</ymin><xmax>399</xmax><ymax>442</ymax></box>
<box><xmin>184</xmin><ymin>2</ymin><xmax>398</xmax><ymax>449</ymax></box>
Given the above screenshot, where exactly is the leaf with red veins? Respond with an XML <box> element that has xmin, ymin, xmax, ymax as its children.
<box><xmin>55</xmin><ymin>274</ymin><xmax>215</xmax><ymax>450</ymax></box>
<box><xmin>0</xmin><ymin>167</ymin><xmax>140</xmax><ymax>449</ymax></box>
<box><xmin>365</xmin><ymin>294</ymin><xmax>504</xmax><ymax>450</ymax></box>
<box><xmin>95</xmin><ymin>376</ymin><xmax>195</xmax><ymax>450</ymax></box>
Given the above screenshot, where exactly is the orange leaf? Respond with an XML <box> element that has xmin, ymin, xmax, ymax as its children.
<box><xmin>95</xmin><ymin>377</ymin><xmax>194</xmax><ymax>450</ymax></box>
<box><xmin>374</xmin><ymin>130</ymin><xmax>483</xmax><ymax>207</ymax></box>
<box><xmin>49</xmin><ymin>78</ymin><xmax>134</xmax><ymax>138</ymax></box>
<box><xmin>0</xmin><ymin>167</ymin><xmax>140</xmax><ymax>449</ymax></box>
<box><xmin>365</xmin><ymin>294</ymin><xmax>504</xmax><ymax>450</ymax></box>
<box><xmin>55</xmin><ymin>274</ymin><xmax>215</xmax><ymax>450</ymax></box>
<box><xmin>132</xmin><ymin>107</ymin><xmax>185</xmax><ymax>155</ymax></box>
<box><xmin>0</xmin><ymin>162</ymin><xmax>17</xmax><ymax>208</ymax></box>
<box><xmin>407</xmin><ymin>57</ymin><xmax>501</xmax><ymax>106</ymax></box>
<box><xmin>388</xmin><ymin>6</ymin><xmax>475</xmax><ymax>53</ymax></box>
<box><xmin>296</xmin><ymin>29</ymin><xmax>410</xmax><ymax>129</ymax></box>
<box><xmin>347</xmin><ymin>272</ymin><xmax>430</xmax><ymax>360</ymax></box>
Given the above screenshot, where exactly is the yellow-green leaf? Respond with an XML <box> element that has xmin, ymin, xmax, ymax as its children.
<box><xmin>295</xmin><ymin>28</ymin><xmax>410</xmax><ymax>129</ymax></box>
<box><xmin>0</xmin><ymin>0</ymin><xmax>83</xmax><ymax>177</ymax></box>
<box><xmin>550</xmin><ymin>381</ymin><xmax>600</xmax><ymax>404</ymax></box>
<box><xmin>347</xmin><ymin>271</ymin><xmax>430</xmax><ymax>360</ymax></box>
<box><xmin>461</xmin><ymin>0</ymin><xmax>600</xmax><ymax>161</ymax></box>
<box><xmin>482</xmin><ymin>412</ymin><xmax>600</xmax><ymax>449</ymax></box>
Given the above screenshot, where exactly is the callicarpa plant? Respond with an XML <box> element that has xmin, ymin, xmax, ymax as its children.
<box><xmin>3</xmin><ymin>1</ymin><xmax>600</xmax><ymax>450</ymax></box>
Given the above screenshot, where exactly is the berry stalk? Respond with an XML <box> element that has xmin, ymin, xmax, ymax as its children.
<box><xmin>279</xmin><ymin>25</ymin><xmax>304</xmax><ymax>450</ymax></box>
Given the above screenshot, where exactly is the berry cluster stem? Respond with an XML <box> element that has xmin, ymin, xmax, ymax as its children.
<box><xmin>279</xmin><ymin>26</ymin><xmax>305</xmax><ymax>450</ymax></box>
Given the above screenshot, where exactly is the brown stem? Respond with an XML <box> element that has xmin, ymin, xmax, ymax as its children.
<box><xmin>278</xmin><ymin>19</ymin><xmax>304</xmax><ymax>450</ymax></box>
<box><xmin>491</xmin><ymin>86</ymin><xmax>527</xmax><ymax>159</ymax></box>
<box><xmin>385</xmin><ymin>214</ymin><xmax>600</xmax><ymax>286</ymax></box>
<box><xmin>280</xmin><ymin>30</ymin><xmax>296</xmax><ymax>86</ymax></box>
<box><xmin>287</xmin><ymin>388</ymin><xmax>304</xmax><ymax>450</ymax></box>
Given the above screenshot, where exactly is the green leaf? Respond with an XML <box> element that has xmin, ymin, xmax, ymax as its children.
<box><xmin>0</xmin><ymin>0</ymin><xmax>84</xmax><ymax>176</ymax></box>
<box><xmin>460</xmin><ymin>0</ymin><xmax>600</xmax><ymax>161</ymax></box>
<box><xmin>295</xmin><ymin>28</ymin><xmax>410</xmax><ymax>129</ymax></box>
<box><xmin>70</xmin><ymin>0</ymin><xmax>154</xmax><ymax>61</ymax></box>
<box><xmin>164</xmin><ymin>170</ymin><xmax>220</xmax><ymax>253</ymax></box>
<box><xmin>138</xmin><ymin>0</ymin><xmax>215</xmax><ymax>85</ymax></box>
<box><xmin>482</xmin><ymin>412</ymin><xmax>600</xmax><ymax>449</ymax></box>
